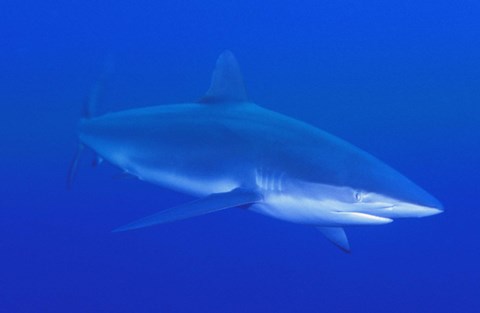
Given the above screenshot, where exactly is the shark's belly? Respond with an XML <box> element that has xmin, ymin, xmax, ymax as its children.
<box><xmin>249</xmin><ymin>193</ymin><xmax>337</xmax><ymax>226</ymax></box>
<box><xmin>135</xmin><ymin>166</ymin><xmax>242</xmax><ymax>196</ymax></box>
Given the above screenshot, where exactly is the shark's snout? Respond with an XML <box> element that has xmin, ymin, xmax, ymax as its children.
<box><xmin>361</xmin><ymin>187</ymin><xmax>444</xmax><ymax>219</ymax></box>
<box><xmin>393</xmin><ymin>182</ymin><xmax>444</xmax><ymax>217</ymax></box>
<box><xmin>391</xmin><ymin>202</ymin><xmax>443</xmax><ymax>218</ymax></box>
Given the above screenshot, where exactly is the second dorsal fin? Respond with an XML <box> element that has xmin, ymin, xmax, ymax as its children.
<box><xmin>199</xmin><ymin>50</ymin><xmax>248</xmax><ymax>104</ymax></box>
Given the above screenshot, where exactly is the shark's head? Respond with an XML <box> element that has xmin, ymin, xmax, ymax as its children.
<box><xmin>344</xmin><ymin>153</ymin><xmax>444</xmax><ymax>219</ymax></box>
<box><xmin>316</xmin><ymin>183</ymin><xmax>444</xmax><ymax>219</ymax></box>
<box><xmin>289</xmin><ymin>149</ymin><xmax>444</xmax><ymax>221</ymax></box>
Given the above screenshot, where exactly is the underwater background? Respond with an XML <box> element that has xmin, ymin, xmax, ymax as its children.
<box><xmin>1</xmin><ymin>0</ymin><xmax>479</xmax><ymax>312</ymax></box>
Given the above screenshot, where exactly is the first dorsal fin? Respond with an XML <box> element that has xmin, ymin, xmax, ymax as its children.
<box><xmin>199</xmin><ymin>50</ymin><xmax>248</xmax><ymax>104</ymax></box>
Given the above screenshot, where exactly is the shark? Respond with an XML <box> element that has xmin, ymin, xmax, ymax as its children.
<box><xmin>73</xmin><ymin>51</ymin><xmax>443</xmax><ymax>252</ymax></box>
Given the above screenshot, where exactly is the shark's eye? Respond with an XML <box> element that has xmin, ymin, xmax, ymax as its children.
<box><xmin>354</xmin><ymin>191</ymin><xmax>364</xmax><ymax>202</ymax></box>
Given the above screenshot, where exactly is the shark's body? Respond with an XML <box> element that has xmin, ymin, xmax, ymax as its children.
<box><xmin>76</xmin><ymin>51</ymin><xmax>442</xmax><ymax>251</ymax></box>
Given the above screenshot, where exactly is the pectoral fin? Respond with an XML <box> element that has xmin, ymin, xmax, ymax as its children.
<box><xmin>317</xmin><ymin>227</ymin><xmax>350</xmax><ymax>253</ymax></box>
<box><xmin>113</xmin><ymin>188</ymin><xmax>262</xmax><ymax>232</ymax></box>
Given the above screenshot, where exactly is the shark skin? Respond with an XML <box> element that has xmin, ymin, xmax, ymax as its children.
<box><xmin>77</xmin><ymin>51</ymin><xmax>443</xmax><ymax>252</ymax></box>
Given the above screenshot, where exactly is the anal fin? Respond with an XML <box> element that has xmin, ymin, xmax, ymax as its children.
<box><xmin>317</xmin><ymin>227</ymin><xmax>350</xmax><ymax>253</ymax></box>
<box><xmin>113</xmin><ymin>188</ymin><xmax>262</xmax><ymax>232</ymax></box>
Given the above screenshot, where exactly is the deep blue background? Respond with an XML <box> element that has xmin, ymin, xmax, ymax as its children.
<box><xmin>1</xmin><ymin>0</ymin><xmax>479</xmax><ymax>312</ymax></box>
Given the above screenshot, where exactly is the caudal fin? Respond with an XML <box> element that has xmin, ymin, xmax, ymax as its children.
<box><xmin>66</xmin><ymin>56</ymin><xmax>115</xmax><ymax>189</ymax></box>
<box><xmin>82</xmin><ymin>55</ymin><xmax>115</xmax><ymax>118</ymax></box>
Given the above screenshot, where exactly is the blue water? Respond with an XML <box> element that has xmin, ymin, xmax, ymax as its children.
<box><xmin>1</xmin><ymin>0</ymin><xmax>479</xmax><ymax>312</ymax></box>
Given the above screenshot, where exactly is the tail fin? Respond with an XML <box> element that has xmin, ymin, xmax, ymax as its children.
<box><xmin>66</xmin><ymin>143</ymin><xmax>85</xmax><ymax>189</ymax></box>
<box><xmin>67</xmin><ymin>56</ymin><xmax>115</xmax><ymax>189</ymax></box>
<box><xmin>82</xmin><ymin>54</ymin><xmax>115</xmax><ymax>119</ymax></box>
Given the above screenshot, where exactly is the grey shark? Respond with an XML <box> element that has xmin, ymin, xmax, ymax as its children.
<box><xmin>75</xmin><ymin>51</ymin><xmax>443</xmax><ymax>252</ymax></box>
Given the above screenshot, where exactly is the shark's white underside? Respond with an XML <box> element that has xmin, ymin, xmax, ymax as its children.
<box><xmin>106</xmin><ymin>153</ymin><xmax>440</xmax><ymax>229</ymax></box>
